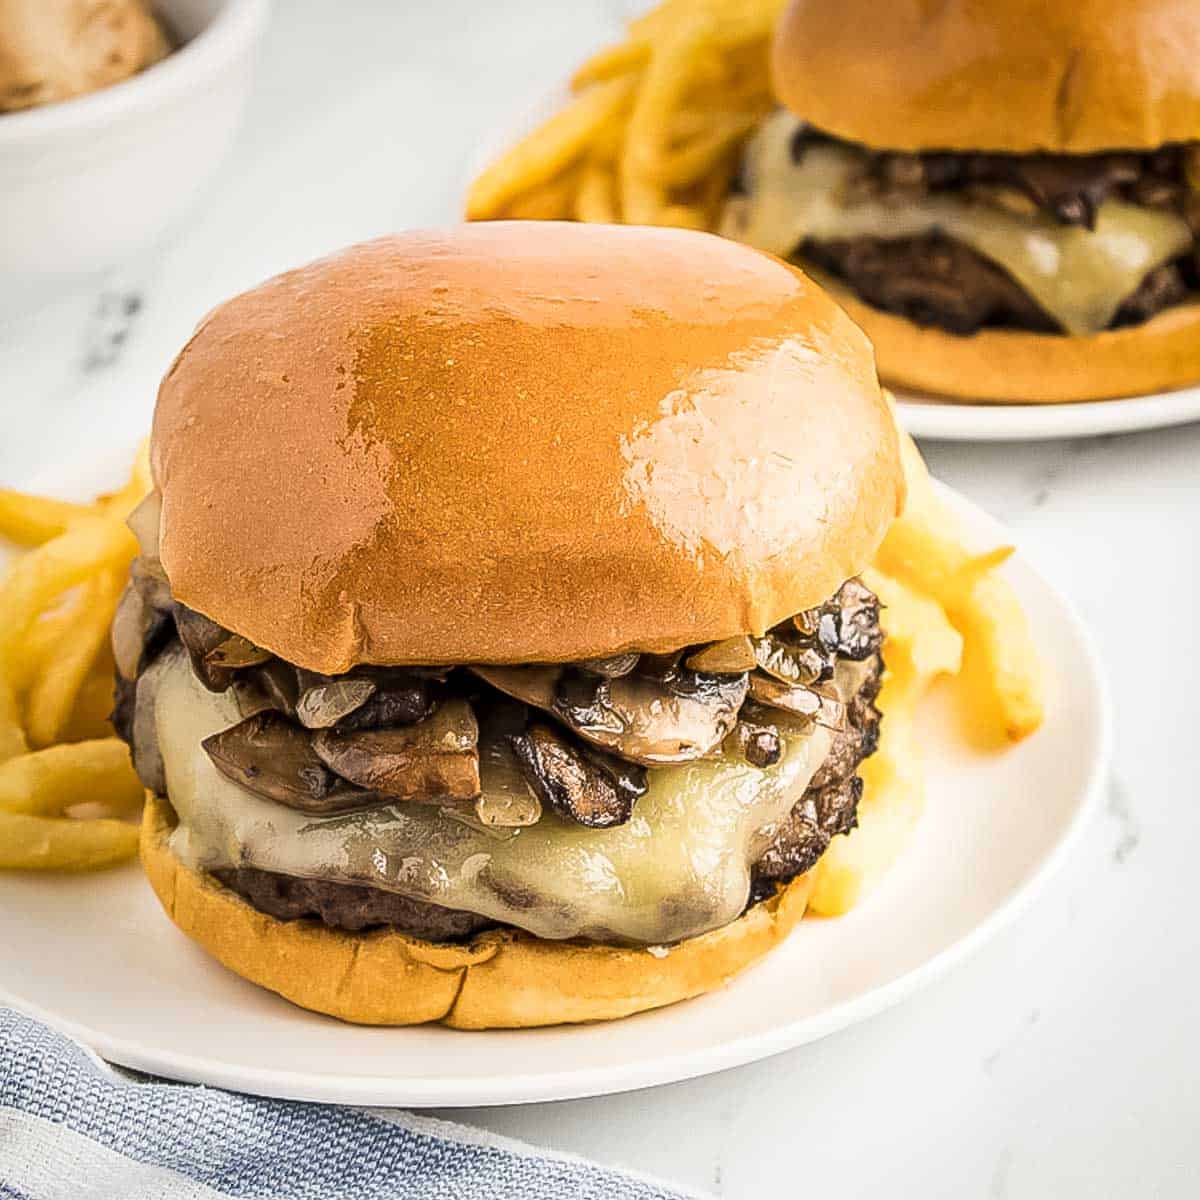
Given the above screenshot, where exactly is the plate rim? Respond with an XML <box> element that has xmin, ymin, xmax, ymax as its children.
<box><xmin>0</xmin><ymin>483</ymin><xmax>1113</xmax><ymax>1107</ymax></box>
<box><xmin>898</xmin><ymin>387</ymin><xmax>1200</xmax><ymax>443</ymax></box>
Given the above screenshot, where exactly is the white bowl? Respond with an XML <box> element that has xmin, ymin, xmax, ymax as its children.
<box><xmin>0</xmin><ymin>0</ymin><xmax>270</xmax><ymax>312</ymax></box>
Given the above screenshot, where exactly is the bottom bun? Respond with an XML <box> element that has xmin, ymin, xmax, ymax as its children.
<box><xmin>814</xmin><ymin>273</ymin><xmax>1200</xmax><ymax>404</ymax></box>
<box><xmin>140</xmin><ymin>792</ymin><xmax>814</xmax><ymax>1028</ymax></box>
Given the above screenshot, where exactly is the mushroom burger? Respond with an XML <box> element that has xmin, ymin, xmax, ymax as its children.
<box><xmin>115</xmin><ymin>222</ymin><xmax>904</xmax><ymax>1027</ymax></box>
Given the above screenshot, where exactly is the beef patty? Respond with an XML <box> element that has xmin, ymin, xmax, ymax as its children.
<box><xmin>210</xmin><ymin>867</ymin><xmax>495</xmax><ymax>940</ymax></box>
<box><xmin>804</xmin><ymin>233</ymin><xmax>1059</xmax><ymax>335</ymax></box>
<box><xmin>788</xmin><ymin>128</ymin><xmax>1199</xmax><ymax>336</ymax></box>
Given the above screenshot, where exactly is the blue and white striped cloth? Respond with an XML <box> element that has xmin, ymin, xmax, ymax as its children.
<box><xmin>0</xmin><ymin>1008</ymin><xmax>699</xmax><ymax>1200</ymax></box>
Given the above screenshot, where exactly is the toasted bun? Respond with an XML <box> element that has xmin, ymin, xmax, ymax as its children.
<box><xmin>815</xmin><ymin>273</ymin><xmax>1200</xmax><ymax>402</ymax></box>
<box><xmin>152</xmin><ymin>224</ymin><xmax>902</xmax><ymax>674</ymax></box>
<box><xmin>140</xmin><ymin>791</ymin><xmax>814</xmax><ymax>1028</ymax></box>
<box><xmin>773</xmin><ymin>0</ymin><xmax>1200</xmax><ymax>153</ymax></box>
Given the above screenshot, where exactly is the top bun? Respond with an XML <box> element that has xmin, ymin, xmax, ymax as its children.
<box><xmin>152</xmin><ymin>223</ymin><xmax>901</xmax><ymax>673</ymax></box>
<box><xmin>773</xmin><ymin>0</ymin><xmax>1200</xmax><ymax>153</ymax></box>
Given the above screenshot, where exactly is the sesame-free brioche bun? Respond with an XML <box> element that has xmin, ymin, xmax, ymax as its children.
<box><xmin>140</xmin><ymin>791</ymin><xmax>815</xmax><ymax>1028</ymax></box>
<box><xmin>816</xmin><ymin>275</ymin><xmax>1200</xmax><ymax>403</ymax></box>
<box><xmin>773</xmin><ymin>0</ymin><xmax>1200</xmax><ymax>154</ymax></box>
<box><xmin>151</xmin><ymin>223</ymin><xmax>902</xmax><ymax>675</ymax></box>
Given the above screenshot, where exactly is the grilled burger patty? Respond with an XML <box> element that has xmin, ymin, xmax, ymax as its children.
<box><xmin>801</xmin><ymin>130</ymin><xmax>1200</xmax><ymax>335</ymax></box>
<box><xmin>728</xmin><ymin>120</ymin><xmax>1200</xmax><ymax>337</ymax></box>
<box><xmin>114</xmin><ymin>566</ymin><xmax>884</xmax><ymax>944</ymax></box>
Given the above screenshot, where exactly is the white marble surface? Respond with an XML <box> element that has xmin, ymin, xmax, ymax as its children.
<box><xmin>1</xmin><ymin>2</ymin><xmax>1197</xmax><ymax>1195</ymax></box>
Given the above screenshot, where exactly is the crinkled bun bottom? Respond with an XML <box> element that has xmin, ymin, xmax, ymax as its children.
<box><xmin>140</xmin><ymin>792</ymin><xmax>814</xmax><ymax>1028</ymax></box>
<box><xmin>815</xmin><ymin>273</ymin><xmax>1200</xmax><ymax>404</ymax></box>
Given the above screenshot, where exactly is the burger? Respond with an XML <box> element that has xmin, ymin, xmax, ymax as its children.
<box><xmin>113</xmin><ymin>222</ymin><xmax>903</xmax><ymax>1028</ymax></box>
<box><xmin>721</xmin><ymin>0</ymin><xmax>1200</xmax><ymax>402</ymax></box>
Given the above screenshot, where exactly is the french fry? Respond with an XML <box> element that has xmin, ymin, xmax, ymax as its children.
<box><xmin>872</xmin><ymin>418</ymin><xmax>1044</xmax><ymax>744</ymax></box>
<box><xmin>500</xmin><ymin>170</ymin><xmax>580</xmax><ymax>221</ymax></box>
<box><xmin>0</xmin><ymin>810</ymin><xmax>139</xmax><ymax>870</ymax></box>
<box><xmin>876</xmin><ymin>497</ymin><xmax>1043</xmax><ymax>744</ymax></box>
<box><xmin>862</xmin><ymin>566</ymin><xmax>963</xmax><ymax>679</ymax></box>
<box><xmin>624</xmin><ymin>16</ymin><xmax>712</xmax><ymax>181</ymax></box>
<box><xmin>686</xmin><ymin>148</ymin><xmax>740</xmax><ymax>227</ymax></box>
<box><xmin>8</xmin><ymin>593</ymin><xmax>88</xmax><ymax>694</ymax></box>
<box><xmin>630</xmin><ymin>0</ymin><xmax>784</xmax><ymax>50</ymax></box>
<box><xmin>471</xmin><ymin>0</ymin><xmax>781</xmax><ymax>232</ymax></box>
<box><xmin>0</xmin><ymin>676</ymin><xmax>27</xmax><ymax>762</ymax></box>
<box><xmin>571</xmin><ymin>41</ymin><xmax>647</xmax><ymax>91</ymax></box>
<box><xmin>652</xmin><ymin>112</ymin><xmax>759</xmax><ymax>187</ymax></box>
<box><xmin>620</xmin><ymin>165</ymin><xmax>667</xmax><ymax>225</ymax></box>
<box><xmin>657</xmin><ymin>203</ymin><xmax>710</xmax><ymax>229</ymax></box>
<box><xmin>466</xmin><ymin>75</ymin><xmax>636</xmax><ymax>220</ymax></box>
<box><xmin>575</xmin><ymin>160</ymin><xmax>619</xmax><ymax>223</ymax></box>
<box><xmin>25</xmin><ymin>569</ymin><xmax>123</xmax><ymax>748</ymax></box>
<box><xmin>955</xmin><ymin>571</ymin><xmax>1046</xmax><ymax>743</ymax></box>
<box><xmin>0</xmin><ymin>454</ymin><xmax>150</xmax><ymax>868</ymax></box>
<box><xmin>0</xmin><ymin>738</ymin><xmax>142</xmax><ymax>818</ymax></box>
<box><xmin>0</xmin><ymin>515</ymin><xmax>135</xmax><ymax>665</ymax></box>
<box><xmin>589</xmin><ymin>113</ymin><xmax>627</xmax><ymax>166</ymax></box>
<box><xmin>62</xmin><ymin>663</ymin><xmax>120</xmax><ymax>744</ymax></box>
<box><xmin>0</xmin><ymin>490</ymin><xmax>95</xmax><ymax>547</ymax></box>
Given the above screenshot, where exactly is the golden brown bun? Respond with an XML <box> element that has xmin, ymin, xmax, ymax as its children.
<box><xmin>815</xmin><ymin>272</ymin><xmax>1200</xmax><ymax>402</ymax></box>
<box><xmin>140</xmin><ymin>791</ymin><xmax>814</xmax><ymax>1028</ymax></box>
<box><xmin>773</xmin><ymin>0</ymin><xmax>1200</xmax><ymax>153</ymax></box>
<box><xmin>152</xmin><ymin>224</ymin><xmax>902</xmax><ymax>673</ymax></box>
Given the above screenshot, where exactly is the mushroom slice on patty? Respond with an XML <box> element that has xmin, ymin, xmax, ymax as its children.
<box><xmin>747</xmin><ymin>673</ymin><xmax>846</xmax><ymax>731</ymax></box>
<box><xmin>294</xmin><ymin>672</ymin><xmax>377</xmax><ymax>729</ymax></box>
<box><xmin>685</xmin><ymin>635</ymin><xmax>757</xmax><ymax>674</ymax></box>
<box><xmin>474</xmin><ymin>697</ymin><xmax>542</xmax><ymax>828</ymax></box>
<box><xmin>829</xmin><ymin>578</ymin><xmax>885</xmax><ymax>660</ymax></box>
<box><xmin>470</xmin><ymin>664</ymin><xmax>559</xmax><ymax>709</ymax></box>
<box><xmin>174</xmin><ymin>605</ymin><xmax>270</xmax><ymax>691</ymax></box>
<box><xmin>752</xmin><ymin>630</ymin><xmax>830</xmax><ymax>686</ymax></box>
<box><xmin>202</xmin><ymin>710</ymin><xmax>375</xmax><ymax>815</ymax></box>
<box><xmin>510</xmin><ymin>723</ymin><xmax>645</xmax><ymax>828</ymax></box>
<box><xmin>111</xmin><ymin>575</ymin><xmax>173</xmax><ymax>681</ymax></box>
<box><xmin>332</xmin><ymin>669</ymin><xmax>439</xmax><ymax>731</ymax></box>
<box><xmin>311</xmin><ymin>699</ymin><xmax>480</xmax><ymax>801</ymax></box>
<box><xmin>725</xmin><ymin>704</ymin><xmax>785</xmax><ymax>768</ymax></box>
<box><xmin>246</xmin><ymin>659</ymin><xmax>302</xmax><ymax>718</ymax></box>
<box><xmin>473</xmin><ymin>663</ymin><xmax>747</xmax><ymax>766</ymax></box>
<box><xmin>577</xmin><ymin>652</ymin><xmax>640</xmax><ymax>678</ymax></box>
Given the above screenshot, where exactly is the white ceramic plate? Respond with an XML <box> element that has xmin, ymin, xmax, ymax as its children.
<box><xmin>475</xmin><ymin>91</ymin><xmax>1200</xmax><ymax>444</ymax></box>
<box><xmin>896</xmin><ymin>385</ymin><xmax>1200</xmax><ymax>442</ymax></box>
<box><xmin>0</xmin><ymin>455</ymin><xmax>1109</xmax><ymax>1107</ymax></box>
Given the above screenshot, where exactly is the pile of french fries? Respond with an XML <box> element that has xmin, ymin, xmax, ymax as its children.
<box><xmin>466</xmin><ymin>0</ymin><xmax>781</xmax><ymax>229</ymax></box>
<box><xmin>0</xmin><ymin>449</ymin><xmax>150</xmax><ymax>870</ymax></box>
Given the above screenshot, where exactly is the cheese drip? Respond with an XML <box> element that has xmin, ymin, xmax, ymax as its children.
<box><xmin>153</xmin><ymin>648</ymin><xmax>837</xmax><ymax>946</ymax></box>
<box><xmin>722</xmin><ymin>111</ymin><xmax>1194</xmax><ymax>335</ymax></box>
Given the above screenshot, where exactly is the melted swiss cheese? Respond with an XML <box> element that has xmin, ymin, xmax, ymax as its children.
<box><xmin>154</xmin><ymin>648</ymin><xmax>839</xmax><ymax>945</ymax></box>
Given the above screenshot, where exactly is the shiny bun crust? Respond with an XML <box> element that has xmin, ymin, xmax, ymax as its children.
<box><xmin>141</xmin><ymin>792</ymin><xmax>814</xmax><ymax>1028</ymax></box>
<box><xmin>152</xmin><ymin>224</ymin><xmax>902</xmax><ymax>673</ymax></box>
<box><xmin>773</xmin><ymin>0</ymin><xmax>1200</xmax><ymax>153</ymax></box>
<box><xmin>819</xmin><ymin>275</ymin><xmax>1200</xmax><ymax>402</ymax></box>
